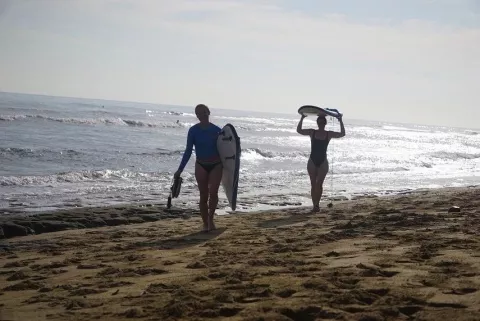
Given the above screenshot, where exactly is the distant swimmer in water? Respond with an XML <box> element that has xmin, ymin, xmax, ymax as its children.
<box><xmin>175</xmin><ymin>104</ymin><xmax>223</xmax><ymax>232</ymax></box>
<box><xmin>297</xmin><ymin>113</ymin><xmax>345</xmax><ymax>213</ymax></box>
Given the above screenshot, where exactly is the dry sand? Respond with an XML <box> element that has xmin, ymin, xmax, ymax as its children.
<box><xmin>1</xmin><ymin>187</ymin><xmax>479</xmax><ymax>321</ymax></box>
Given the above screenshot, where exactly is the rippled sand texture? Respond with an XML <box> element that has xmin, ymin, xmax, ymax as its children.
<box><xmin>1</xmin><ymin>187</ymin><xmax>479</xmax><ymax>321</ymax></box>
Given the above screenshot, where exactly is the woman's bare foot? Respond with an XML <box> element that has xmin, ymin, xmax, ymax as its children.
<box><xmin>312</xmin><ymin>205</ymin><xmax>320</xmax><ymax>213</ymax></box>
<box><xmin>208</xmin><ymin>217</ymin><xmax>216</xmax><ymax>231</ymax></box>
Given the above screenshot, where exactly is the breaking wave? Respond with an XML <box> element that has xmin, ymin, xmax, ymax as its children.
<box><xmin>429</xmin><ymin>151</ymin><xmax>480</xmax><ymax>160</ymax></box>
<box><xmin>0</xmin><ymin>114</ymin><xmax>194</xmax><ymax>128</ymax></box>
<box><xmin>0</xmin><ymin>169</ymin><xmax>169</xmax><ymax>187</ymax></box>
<box><xmin>0</xmin><ymin>147</ymin><xmax>82</xmax><ymax>158</ymax></box>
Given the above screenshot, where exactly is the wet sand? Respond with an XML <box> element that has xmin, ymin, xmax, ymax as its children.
<box><xmin>1</xmin><ymin>187</ymin><xmax>479</xmax><ymax>321</ymax></box>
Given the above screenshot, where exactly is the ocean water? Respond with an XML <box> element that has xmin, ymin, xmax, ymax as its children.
<box><xmin>1</xmin><ymin>92</ymin><xmax>479</xmax><ymax>214</ymax></box>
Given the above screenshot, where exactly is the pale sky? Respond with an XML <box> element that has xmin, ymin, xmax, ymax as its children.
<box><xmin>0</xmin><ymin>0</ymin><xmax>479</xmax><ymax>128</ymax></box>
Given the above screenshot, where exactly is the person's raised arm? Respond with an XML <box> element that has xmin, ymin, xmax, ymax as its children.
<box><xmin>329</xmin><ymin>114</ymin><xmax>345</xmax><ymax>138</ymax></box>
<box><xmin>174</xmin><ymin>128</ymin><xmax>194</xmax><ymax>177</ymax></box>
<box><xmin>297</xmin><ymin>115</ymin><xmax>314</xmax><ymax>136</ymax></box>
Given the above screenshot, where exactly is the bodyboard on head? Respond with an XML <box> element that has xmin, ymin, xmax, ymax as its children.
<box><xmin>298</xmin><ymin>105</ymin><xmax>341</xmax><ymax>118</ymax></box>
<box><xmin>217</xmin><ymin>124</ymin><xmax>241</xmax><ymax>211</ymax></box>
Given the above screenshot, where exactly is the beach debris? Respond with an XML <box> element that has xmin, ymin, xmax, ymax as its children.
<box><xmin>448</xmin><ymin>206</ymin><xmax>461</xmax><ymax>213</ymax></box>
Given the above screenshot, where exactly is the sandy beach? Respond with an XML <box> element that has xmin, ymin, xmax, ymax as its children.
<box><xmin>1</xmin><ymin>186</ymin><xmax>479</xmax><ymax>321</ymax></box>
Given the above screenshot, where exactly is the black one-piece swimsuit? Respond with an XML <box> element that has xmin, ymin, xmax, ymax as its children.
<box><xmin>310</xmin><ymin>131</ymin><xmax>330</xmax><ymax>167</ymax></box>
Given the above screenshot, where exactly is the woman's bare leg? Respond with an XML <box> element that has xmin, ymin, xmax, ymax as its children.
<box><xmin>207</xmin><ymin>164</ymin><xmax>223</xmax><ymax>231</ymax></box>
<box><xmin>307</xmin><ymin>159</ymin><xmax>319</xmax><ymax>212</ymax></box>
<box><xmin>195</xmin><ymin>162</ymin><xmax>209</xmax><ymax>231</ymax></box>
<box><xmin>314</xmin><ymin>160</ymin><xmax>329</xmax><ymax>208</ymax></box>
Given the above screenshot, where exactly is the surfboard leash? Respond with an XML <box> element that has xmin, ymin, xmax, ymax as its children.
<box><xmin>328</xmin><ymin>116</ymin><xmax>335</xmax><ymax>208</ymax></box>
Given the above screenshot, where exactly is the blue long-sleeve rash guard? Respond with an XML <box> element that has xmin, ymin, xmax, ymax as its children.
<box><xmin>178</xmin><ymin>123</ymin><xmax>222</xmax><ymax>171</ymax></box>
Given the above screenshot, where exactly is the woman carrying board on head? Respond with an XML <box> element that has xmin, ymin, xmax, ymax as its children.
<box><xmin>297</xmin><ymin>113</ymin><xmax>345</xmax><ymax>213</ymax></box>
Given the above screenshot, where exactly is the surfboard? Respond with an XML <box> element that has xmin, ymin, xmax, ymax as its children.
<box><xmin>298</xmin><ymin>105</ymin><xmax>342</xmax><ymax>118</ymax></box>
<box><xmin>217</xmin><ymin>124</ymin><xmax>241</xmax><ymax>211</ymax></box>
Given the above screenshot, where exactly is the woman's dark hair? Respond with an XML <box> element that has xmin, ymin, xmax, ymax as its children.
<box><xmin>195</xmin><ymin>104</ymin><xmax>210</xmax><ymax>115</ymax></box>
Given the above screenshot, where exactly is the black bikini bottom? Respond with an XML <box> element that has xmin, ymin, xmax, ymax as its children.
<box><xmin>197</xmin><ymin>161</ymin><xmax>222</xmax><ymax>173</ymax></box>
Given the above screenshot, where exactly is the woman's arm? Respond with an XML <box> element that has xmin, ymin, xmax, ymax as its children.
<box><xmin>297</xmin><ymin>115</ymin><xmax>314</xmax><ymax>136</ymax></box>
<box><xmin>174</xmin><ymin>128</ymin><xmax>194</xmax><ymax>177</ymax></box>
<box><xmin>329</xmin><ymin>115</ymin><xmax>345</xmax><ymax>138</ymax></box>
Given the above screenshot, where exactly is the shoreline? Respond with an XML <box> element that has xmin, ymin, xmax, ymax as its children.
<box><xmin>0</xmin><ymin>185</ymin><xmax>479</xmax><ymax>320</ymax></box>
<box><xmin>2</xmin><ymin>177</ymin><xmax>478</xmax><ymax>215</ymax></box>
<box><xmin>1</xmin><ymin>185</ymin><xmax>478</xmax><ymax>239</ymax></box>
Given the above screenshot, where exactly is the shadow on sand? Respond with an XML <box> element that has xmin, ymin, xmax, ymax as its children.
<box><xmin>257</xmin><ymin>213</ymin><xmax>312</xmax><ymax>229</ymax></box>
<box><xmin>133</xmin><ymin>228</ymin><xmax>227</xmax><ymax>250</ymax></box>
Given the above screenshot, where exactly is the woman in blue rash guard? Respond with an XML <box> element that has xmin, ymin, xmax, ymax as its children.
<box><xmin>174</xmin><ymin>104</ymin><xmax>223</xmax><ymax>232</ymax></box>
